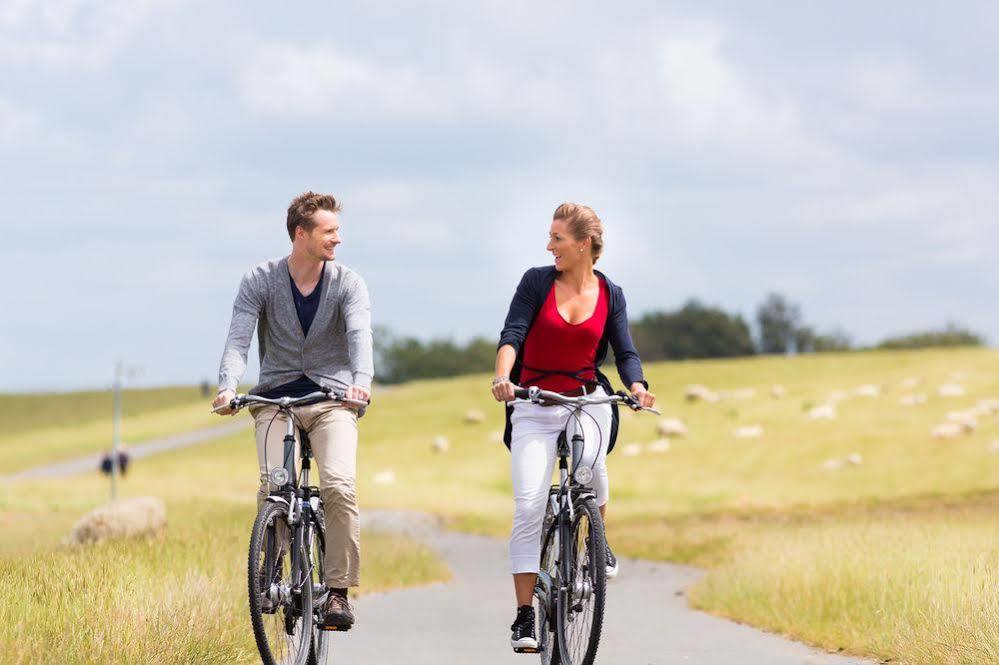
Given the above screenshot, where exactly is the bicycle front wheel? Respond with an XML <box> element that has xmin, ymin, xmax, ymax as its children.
<box><xmin>537</xmin><ymin>519</ymin><xmax>561</xmax><ymax>664</ymax></box>
<box><xmin>249</xmin><ymin>500</ymin><xmax>314</xmax><ymax>665</ymax></box>
<box><xmin>556</xmin><ymin>498</ymin><xmax>606</xmax><ymax>665</ymax></box>
<box><xmin>307</xmin><ymin>503</ymin><xmax>329</xmax><ymax>665</ymax></box>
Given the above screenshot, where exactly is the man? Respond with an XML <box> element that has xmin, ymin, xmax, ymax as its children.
<box><xmin>212</xmin><ymin>191</ymin><xmax>373</xmax><ymax>629</ymax></box>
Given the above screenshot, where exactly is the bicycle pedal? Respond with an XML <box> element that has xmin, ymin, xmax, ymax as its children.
<box><xmin>513</xmin><ymin>647</ymin><xmax>542</xmax><ymax>654</ymax></box>
<box><xmin>320</xmin><ymin>624</ymin><xmax>352</xmax><ymax>632</ymax></box>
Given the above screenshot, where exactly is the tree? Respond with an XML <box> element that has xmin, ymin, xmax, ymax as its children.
<box><xmin>755</xmin><ymin>293</ymin><xmax>802</xmax><ymax>354</ymax></box>
<box><xmin>876</xmin><ymin>323</ymin><xmax>985</xmax><ymax>350</ymax></box>
<box><xmin>631</xmin><ymin>300</ymin><xmax>756</xmax><ymax>360</ymax></box>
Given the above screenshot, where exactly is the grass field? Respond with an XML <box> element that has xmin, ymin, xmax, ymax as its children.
<box><xmin>351</xmin><ymin>347</ymin><xmax>999</xmax><ymax>664</ymax></box>
<box><xmin>3</xmin><ymin>347</ymin><xmax>997</xmax><ymax>664</ymax></box>
<box><xmin>0</xmin><ymin>385</ymin><xmax>223</xmax><ymax>474</ymax></box>
<box><xmin>0</xmin><ymin>431</ymin><xmax>449</xmax><ymax>664</ymax></box>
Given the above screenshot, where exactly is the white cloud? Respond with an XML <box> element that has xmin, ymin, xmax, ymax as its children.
<box><xmin>0</xmin><ymin>0</ymin><xmax>177</xmax><ymax>71</ymax></box>
<box><xmin>0</xmin><ymin>98</ymin><xmax>40</xmax><ymax>143</ymax></box>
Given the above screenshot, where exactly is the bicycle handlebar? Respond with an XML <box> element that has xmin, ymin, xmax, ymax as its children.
<box><xmin>211</xmin><ymin>387</ymin><xmax>369</xmax><ymax>414</ymax></box>
<box><xmin>511</xmin><ymin>386</ymin><xmax>661</xmax><ymax>415</ymax></box>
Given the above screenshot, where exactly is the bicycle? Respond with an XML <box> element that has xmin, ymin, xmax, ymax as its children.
<box><xmin>509</xmin><ymin>386</ymin><xmax>660</xmax><ymax>665</ymax></box>
<box><xmin>214</xmin><ymin>387</ymin><xmax>366</xmax><ymax>665</ymax></box>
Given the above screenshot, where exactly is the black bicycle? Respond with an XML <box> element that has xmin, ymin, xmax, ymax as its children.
<box><xmin>215</xmin><ymin>387</ymin><xmax>364</xmax><ymax>665</ymax></box>
<box><xmin>511</xmin><ymin>386</ymin><xmax>659</xmax><ymax>665</ymax></box>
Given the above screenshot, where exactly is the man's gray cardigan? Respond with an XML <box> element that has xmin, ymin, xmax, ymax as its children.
<box><xmin>217</xmin><ymin>256</ymin><xmax>374</xmax><ymax>394</ymax></box>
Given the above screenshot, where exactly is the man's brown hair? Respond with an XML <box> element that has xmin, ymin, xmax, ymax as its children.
<box><xmin>286</xmin><ymin>191</ymin><xmax>341</xmax><ymax>241</ymax></box>
<box><xmin>553</xmin><ymin>202</ymin><xmax>604</xmax><ymax>264</ymax></box>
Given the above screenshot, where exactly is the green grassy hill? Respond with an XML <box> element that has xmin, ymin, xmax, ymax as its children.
<box><xmin>353</xmin><ymin>347</ymin><xmax>998</xmax><ymax>664</ymax></box>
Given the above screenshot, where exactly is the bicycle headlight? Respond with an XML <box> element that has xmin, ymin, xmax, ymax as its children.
<box><xmin>573</xmin><ymin>466</ymin><xmax>594</xmax><ymax>485</ymax></box>
<box><xmin>269</xmin><ymin>467</ymin><xmax>289</xmax><ymax>486</ymax></box>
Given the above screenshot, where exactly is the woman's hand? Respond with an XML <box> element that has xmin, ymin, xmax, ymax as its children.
<box><xmin>492</xmin><ymin>376</ymin><xmax>517</xmax><ymax>402</ymax></box>
<box><xmin>630</xmin><ymin>382</ymin><xmax>656</xmax><ymax>408</ymax></box>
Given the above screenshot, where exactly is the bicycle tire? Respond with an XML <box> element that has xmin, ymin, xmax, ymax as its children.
<box><xmin>249</xmin><ymin>501</ymin><xmax>314</xmax><ymax>665</ymax></box>
<box><xmin>307</xmin><ymin>504</ymin><xmax>329</xmax><ymax>665</ymax></box>
<box><xmin>556</xmin><ymin>497</ymin><xmax>606</xmax><ymax>665</ymax></box>
<box><xmin>538</xmin><ymin>519</ymin><xmax>562</xmax><ymax>665</ymax></box>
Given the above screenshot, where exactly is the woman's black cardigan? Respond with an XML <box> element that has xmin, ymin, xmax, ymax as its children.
<box><xmin>497</xmin><ymin>266</ymin><xmax>648</xmax><ymax>453</ymax></box>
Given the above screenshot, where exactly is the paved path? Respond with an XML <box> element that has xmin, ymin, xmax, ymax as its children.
<box><xmin>0</xmin><ymin>420</ymin><xmax>249</xmax><ymax>482</ymax></box>
<box><xmin>328</xmin><ymin>512</ymin><xmax>873</xmax><ymax>665</ymax></box>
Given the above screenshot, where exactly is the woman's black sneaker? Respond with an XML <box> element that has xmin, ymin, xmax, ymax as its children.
<box><xmin>510</xmin><ymin>605</ymin><xmax>538</xmax><ymax>651</ymax></box>
<box><xmin>606</xmin><ymin>543</ymin><xmax>619</xmax><ymax>580</ymax></box>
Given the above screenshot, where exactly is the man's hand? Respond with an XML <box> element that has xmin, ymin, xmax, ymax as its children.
<box><xmin>491</xmin><ymin>377</ymin><xmax>517</xmax><ymax>402</ymax></box>
<box><xmin>345</xmin><ymin>385</ymin><xmax>371</xmax><ymax>408</ymax></box>
<box><xmin>630</xmin><ymin>382</ymin><xmax>656</xmax><ymax>409</ymax></box>
<box><xmin>213</xmin><ymin>389</ymin><xmax>236</xmax><ymax>416</ymax></box>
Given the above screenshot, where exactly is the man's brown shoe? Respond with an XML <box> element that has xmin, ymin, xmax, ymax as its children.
<box><xmin>322</xmin><ymin>591</ymin><xmax>355</xmax><ymax>629</ymax></box>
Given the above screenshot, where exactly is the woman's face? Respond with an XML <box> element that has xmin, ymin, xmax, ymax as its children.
<box><xmin>547</xmin><ymin>218</ymin><xmax>588</xmax><ymax>271</ymax></box>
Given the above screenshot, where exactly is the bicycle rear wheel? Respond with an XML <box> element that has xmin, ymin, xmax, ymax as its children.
<box><xmin>249</xmin><ymin>501</ymin><xmax>314</xmax><ymax>665</ymax></box>
<box><xmin>556</xmin><ymin>498</ymin><xmax>606</xmax><ymax>665</ymax></box>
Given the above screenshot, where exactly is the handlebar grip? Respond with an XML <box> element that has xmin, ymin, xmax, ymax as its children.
<box><xmin>513</xmin><ymin>388</ymin><xmax>530</xmax><ymax>400</ymax></box>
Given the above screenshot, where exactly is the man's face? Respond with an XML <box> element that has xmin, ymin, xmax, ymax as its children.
<box><xmin>299</xmin><ymin>210</ymin><xmax>341</xmax><ymax>261</ymax></box>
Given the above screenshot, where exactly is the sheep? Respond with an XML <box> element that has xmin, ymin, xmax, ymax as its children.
<box><xmin>809</xmin><ymin>404</ymin><xmax>837</xmax><ymax>420</ymax></box>
<box><xmin>770</xmin><ymin>385</ymin><xmax>786</xmax><ymax>398</ymax></box>
<box><xmin>822</xmin><ymin>458</ymin><xmax>844</xmax><ymax>471</ymax></box>
<box><xmin>989</xmin><ymin>441</ymin><xmax>999</xmax><ymax>454</ymax></box>
<box><xmin>828</xmin><ymin>390</ymin><xmax>849</xmax><ymax>403</ymax></box>
<box><xmin>646</xmin><ymin>439</ymin><xmax>671</xmax><ymax>453</ymax></box>
<box><xmin>718</xmin><ymin>388</ymin><xmax>756</xmax><ymax>400</ymax></box>
<box><xmin>621</xmin><ymin>443</ymin><xmax>642</xmax><ymax>457</ymax></box>
<box><xmin>854</xmin><ymin>384</ymin><xmax>881</xmax><ymax>398</ymax></box>
<box><xmin>432</xmin><ymin>436</ymin><xmax>450</xmax><ymax>453</ymax></box>
<box><xmin>66</xmin><ymin>496</ymin><xmax>166</xmax><ymax>546</ymax></box>
<box><xmin>656</xmin><ymin>418</ymin><xmax>688</xmax><ymax>438</ymax></box>
<box><xmin>899</xmin><ymin>394</ymin><xmax>928</xmax><ymax>406</ymax></box>
<box><xmin>487</xmin><ymin>430</ymin><xmax>503</xmax><ymax>444</ymax></box>
<box><xmin>846</xmin><ymin>452</ymin><xmax>863</xmax><ymax>466</ymax></box>
<box><xmin>373</xmin><ymin>470</ymin><xmax>396</xmax><ymax>485</ymax></box>
<box><xmin>932</xmin><ymin>422</ymin><xmax>965</xmax><ymax>439</ymax></box>
<box><xmin>733</xmin><ymin>425</ymin><xmax>763</xmax><ymax>439</ymax></box>
<box><xmin>938</xmin><ymin>384</ymin><xmax>966</xmax><ymax>397</ymax></box>
<box><xmin>463</xmin><ymin>409</ymin><xmax>485</xmax><ymax>424</ymax></box>
<box><xmin>684</xmin><ymin>384</ymin><xmax>718</xmax><ymax>403</ymax></box>
<box><xmin>901</xmin><ymin>377</ymin><xmax>922</xmax><ymax>389</ymax></box>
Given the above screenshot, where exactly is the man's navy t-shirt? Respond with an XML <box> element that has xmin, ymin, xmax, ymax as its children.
<box><xmin>257</xmin><ymin>265</ymin><xmax>326</xmax><ymax>399</ymax></box>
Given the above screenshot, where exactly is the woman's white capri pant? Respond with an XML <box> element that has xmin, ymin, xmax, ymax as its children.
<box><xmin>508</xmin><ymin>388</ymin><xmax>612</xmax><ymax>574</ymax></box>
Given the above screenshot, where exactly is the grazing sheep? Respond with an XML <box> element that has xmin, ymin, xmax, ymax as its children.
<box><xmin>487</xmin><ymin>430</ymin><xmax>503</xmax><ymax>444</ymax></box>
<box><xmin>432</xmin><ymin>436</ymin><xmax>450</xmax><ymax>453</ymax></box>
<box><xmin>67</xmin><ymin>496</ymin><xmax>166</xmax><ymax>546</ymax></box>
<box><xmin>854</xmin><ymin>384</ymin><xmax>881</xmax><ymax>398</ymax></box>
<box><xmin>901</xmin><ymin>377</ymin><xmax>922</xmax><ymax>389</ymax></box>
<box><xmin>822</xmin><ymin>458</ymin><xmax>844</xmax><ymax>471</ymax></box>
<box><xmin>828</xmin><ymin>390</ymin><xmax>849</xmax><ymax>403</ymax></box>
<box><xmin>973</xmin><ymin>398</ymin><xmax>999</xmax><ymax>416</ymax></box>
<box><xmin>938</xmin><ymin>384</ymin><xmax>966</xmax><ymax>397</ymax></box>
<box><xmin>621</xmin><ymin>443</ymin><xmax>642</xmax><ymax>457</ymax></box>
<box><xmin>770</xmin><ymin>385</ymin><xmax>786</xmax><ymax>398</ymax></box>
<box><xmin>733</xmin><ymin>425</ymin><xmax>763</xmax><ymax>439</ymax></box>
<box><xmin>373</xmin><ymin>470</ymin><xmax>396</xmax><ymax>485</ymax></box>
<box><xmin>809</xmin><ymin>404</ymin><xmax>837</xmax><ymax>420</ymax></box>
<box><xmin>657</xmin><ymin>418</ymin><xmax>688</xmax><ymax>438</ymax></box>
<box><xmin>719</xmin><ymin>388</ymin><xmax>756</xmax><ymax>400</ymax></box>
<box><xmin>945</xmin><ymin>411</ymin><xmax>978</xmax><ymax>432</ymax></box>
<box><xmin>463</xmin><ymin>409</ymin><xmax>485</xmax><ymax>424</ymax></box>
<box><xmin>846</xmin><ymin>452</ymin><xmax>863</xmax><ymax>466</ymax></box>
<box><xmin>684</xmin><ymin>384</ymin><xmax>718</xmax><ymax>403</ymax></box>
<box><xmin>989</xmin><ymin>441</ymin><xmax>999</xmax><ymax>454</ymax></box>
<box><xmin>899</xmin><ymin>394</ymin><xmax>928</xmax><ymax>406</ymax></box>
<box><xmin>646</xmin><ymin>439</ymin><xmax>671</xmax><ymax>453</ymax></box>
<box><xmin>932</xmin><ymin>422</ymin><xmax>965</xmax><ymax>439</ymax></box>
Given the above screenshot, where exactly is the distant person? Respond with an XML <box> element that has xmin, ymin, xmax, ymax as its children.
<box><xmin>99</xmin><ymin>444</ymin><xmax>130</xmax><ymax>476</ymax></box>
<box><xmin>199</xmin><ymin>379</ymin><xmax>211</xmax><ymax>398</ymax></box>
<box><xmin>212</xmin><ymin>191</ymin><xmax>373</xmax><ymax>630</ymax></box>
<box><xmin>491</xmin><ymin>202</ymin><xmax>656</xmax><ymax>651</ymax></box>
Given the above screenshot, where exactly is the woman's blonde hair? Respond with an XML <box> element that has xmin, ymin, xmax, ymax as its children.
<box><xmin>553</xmin><ymin>202</ymin><xmax>603</xmax><ymax>264</ymax></box>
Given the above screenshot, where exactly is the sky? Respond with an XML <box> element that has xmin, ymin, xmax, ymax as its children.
<box><xmin>1</xmin><ymin>1</ymin><xmax>997</xmax><ymax>391</ymax></box>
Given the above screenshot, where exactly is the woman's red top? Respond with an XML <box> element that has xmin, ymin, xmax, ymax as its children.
<box><xmin>519</xmin><ymin>278</ymin><xmax>609</xmax><ymax>392</ymax></box>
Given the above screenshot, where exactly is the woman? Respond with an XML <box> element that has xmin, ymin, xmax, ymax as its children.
<box><xmin>491</xmin><ymin>202</ymin><xmax>656</xmax><ymax>651</ymax></box>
